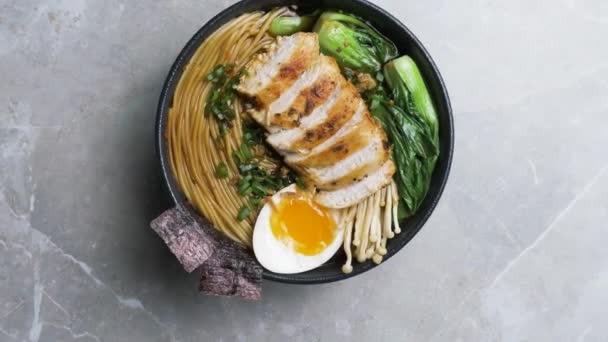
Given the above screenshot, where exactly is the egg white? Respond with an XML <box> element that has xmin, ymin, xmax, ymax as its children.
<box><xmin>252</xmin><ymin>184</ymin><xmax>344</xmax><ymax>274</ymax></box>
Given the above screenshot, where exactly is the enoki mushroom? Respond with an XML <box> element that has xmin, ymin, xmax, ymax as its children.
<box><xmin>340</xmin><ymin>180</ymin><xmax>401</xmax><ymax>274</ymax></box>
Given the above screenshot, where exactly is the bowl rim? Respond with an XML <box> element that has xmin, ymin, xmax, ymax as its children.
<box><xmin>156</xmin><ymin>0</ymin><xmax>454</xmax><ymax>284</ymax></box>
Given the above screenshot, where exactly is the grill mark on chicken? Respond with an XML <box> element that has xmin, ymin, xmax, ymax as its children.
<box><xmin>314</xmin><ymin>142</ymin><xmax>389</xmax><ymax>190</ymax></box>
<box><xmin>281</xmin><ymin>65</ymin><xmax>339</xmax><ymax>121</ymax></box>
<box><xmin>305</xmin><ymin>135</ymin><xmax>388</xmax><ymax>185</ymax></box>
<box><xmin>238</xmin><ymin>33</ymin><xmax>320</xmax><ymax>109</ymax></box>
<box><xmin>297</xmin><ymin>108</ymin><xmax>351</xmax><ymax>148</ymax></box>
<box><xmin>292</xmin><ymin>114</ymin><xmax>377</xmax><ymax>167</ymax></box>
<box><xmin>278</xmin><ymin>58</ymin><xmax>304</xmax><ymax>79</ymax></box>
<box><xmin>331</xmin><ymin>144</ymin><xmax>345</xmax><ymax>152</ymax></box>
<box><xmin>304</xmin><ymin>98</ymin><xmax>315</xmax><ymax>114</ymax></box>
<box><xmin>315</xmin><ymin>160</ymin><xmax>396</xmax><ymax>209</ymax></box>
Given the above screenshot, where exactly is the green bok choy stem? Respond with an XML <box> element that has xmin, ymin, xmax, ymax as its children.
<box><xmin>367</xmin><ymin>56</ymin><xmax>439</xmax><ymax>218</ymax></box>
<box><xmin>268</xmin><ymin>12</ymin><xmax>319</xmax><ymax>36</ymax></box>
<box><xmin>313</xmin><ymin>11</ymin><xmax>397</xmax><ymax>73</ymax></box>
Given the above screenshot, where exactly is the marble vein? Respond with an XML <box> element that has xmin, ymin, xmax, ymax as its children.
<box><xmin>497</xmin><ymin>220</ymin><xmax>522</xmax><ymax>248</ymax></box>
<box><xmin>0</xmin><ymin>326</ymin><xmax>18</xmax><ymax>341</ymax></box>
<box><xmin>44</xmin><ymin>322</ymin><xmax>101</xmax><ymax>342</ymax></box>
<box><xmin>431</xmin><ymin>163</ymin><xmax>608</xmax><ymax>341</ymax></box>
<box><xmin>457</xmin><ymin>63</ymin><xmax>608</xmax><ymax>117</ymax></box>
<box><xmin>34</xmin><ymin>230</ymin><xmax>180</xmax><ymax>342</ymax></box>
<box><xmin>488</xmin><ymin>163</ymin><xmax>608</xmax><ymax>289</ymax></box>
<box><xmin>576</xmin><ymin>326</ymin><xmax>593</xmax><ymax>342</ymax></box>
<box><xmin>2</xmin><ymin>184</ymin><xmax>179</xmax><ymax>342</ymax></box>
<box><xmin>526</xmin><ymin>158</ymin><xmax>539</xmax><ymax>185</ymax></box>
<box><xmin>43</xmin><ymin>290</ymin><xmax>71</xmax><ymax>319</ymax></box>
<box><xmin>28</xmin><ymin>269</ymin><xmax>43</xmax><ymax>342</ymax></box>
<box><xmin>0</xmin><ymin>299</ymin><xmax>25</xmax><ymax>320</ymax></box>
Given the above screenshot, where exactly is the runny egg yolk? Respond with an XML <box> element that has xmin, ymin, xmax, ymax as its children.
<box><xmin>269</xmin><ymin>192</ymin><xmax>337</xmax><ymax>256</ymax></box>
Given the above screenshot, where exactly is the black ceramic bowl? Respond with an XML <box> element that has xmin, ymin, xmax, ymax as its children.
<box><xmin>156</xmin><ymin>0</ymin><xmax>453</xmax><ymax>284</ymax></box>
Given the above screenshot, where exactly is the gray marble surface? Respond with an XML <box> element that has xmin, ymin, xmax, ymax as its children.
<box><xmin>1</xmin><ymin>0</ymin><xmax>607</xmax><ymax>341</ymax></box>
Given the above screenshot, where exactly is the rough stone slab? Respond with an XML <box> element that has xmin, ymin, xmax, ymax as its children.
<box><xmin>150</xmin><ymin>207</ymin><xmax>213</xmax><ymax>273</ymax></box>
<box><xmin>151</xmin><ymin>207</ymin><xmax>262</xmax><ymax>299</ymax></box>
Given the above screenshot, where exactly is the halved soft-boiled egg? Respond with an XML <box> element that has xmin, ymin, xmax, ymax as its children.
<box><xmin>253</xmin><ymin>184</ymin><xmax>343</xmax><ymax>274</ymax></box>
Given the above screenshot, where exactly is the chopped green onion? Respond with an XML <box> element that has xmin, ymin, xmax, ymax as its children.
<box><xmin>232</xmin><ymin>150</ymin><xmax>243</xmax><ymax>164</ymax></box>
<box><xmin>237</xmin><ymin>206</ymin><xmax>250</xmax><ymax>221</ymax></box>
<box><xmin>251</xmin><ymin>182</ymin><xmax>267</xmax><ymax>196</ymax></box>
<box><xmin>238</xmin><ymin>164</ymin><xmax>256</xmax><ymax>173</ymax></box>
<box><xmin>219</xmin><ymin>123</ymin><xmax>229</xmax><ymax>136</ymax></box>
<box><xmin>262</xmin><ymin>177</ymin><xmax>280</xmax><ymax>188</ymax></box>
<box><xmin>243</xmin><ymin>121</ymin><xmax>265</xmax><ymax>146</ymax></box>
<box><xmin>240</xmin><ymin>143</ymin><xmax>252</xmax><ymax>160</ymax></box>
<box><xmin>237</xmin><ymin>177</ymin><xmax>248</xmax><ymax>187</ymax></box>
<box><xmin>249</xmin><ymin>197</ymin><xmax>262</xmax><ymax>208</ymax></box>
<box><xmin>238</xmin><ymin>180</ymin><xmax>251</xmax><ymax>195</ymax></box>
<box><xmin>215</xmin><ymin>162</ymin><xmax>229</xmax><ymax>179</ymax></box>
<box><xmin>205</xmin><ymin>64</ymin><xmax>244</xmax><ymax>136</ymax></box>
<box><xmin>206</xmin><ymin>65</ymin><xmax>226</xmax><ymax>82</ymax></box>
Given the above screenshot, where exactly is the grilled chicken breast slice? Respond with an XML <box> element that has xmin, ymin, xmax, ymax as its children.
<box><xmin>265</xmin><ymin>83</ymin><xmax>343</xmax><ymax>152</ymax></box>
<box><xmin>284</xmin><ymin>101</ymin><xmax>364</xmax><ymax>164</ymax></box>
<box><xmin>314</xmin><ymin>160</ymin><xmax>396</xmax><ymax>209</ymax></box>
<box><xmin>258</xmin><ymin>55</ymin><xmax>342</xmax><ymax>130</ymax></box>
<box><xmin>287</xmin><ymin>82</ymin><xmax>362</xmax><ymax>153</ymax></box>
<box><xmin>237</xmin><ymin>33</ymin><xmax>319</xmax><ymax>108</ymax></box>
<box><xmin>289</xmin><ymin>108</ymin><xmax>380</xmax><ymax>168</ymax></box>
<box><xmin>269</xmin><ymin>56</ymin><xmax>340</xmax><ymax>115</ymax></box>
<box><xmin>237</xmin><ymin>32</ymin><xmax>396</xmax><ymax>208</ymax></box>
<box><xmin>304</xmin><ymin>133</ymin><xmax>390</xmax><ymax>187</ymax></box>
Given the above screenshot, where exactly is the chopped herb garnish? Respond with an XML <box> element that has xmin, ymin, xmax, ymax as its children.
<box><xmin>237</xmin><ymin>206</ymin><xmax>250</xmax><ymax>221</ymax></box>
<box><xmin>232</xmin><ymin>150</ymin><xmax>243</xmax><ymax>164</ymax></box>
<box><xmin>205</xmin><ymin>64</ymin><xmax>244</xmax><ymax>136</ymax></box>
<box><xmin>251</xmin><ymin>182</ymin><xmax>267</xmax><ymax>197</ymax></box>
<box><xmin>231</xmin><ymin>118</ymin><xmax>303</xmax><ymax>220</ymax></box>
<box><xmin>206</xmin><ymin>65</ymin><xmax>226</xmax><ymax>81</ymax></box>
<box><xmin>243</xmin><ymin>121</ymin><xmax>265</xmax><ymax>146</ymax></box>
<box><xmin>240</xmin><ymin>186</ymin><xmax>253</xmax><ymax>196</ymax></box>
<box><xmin>240</xmin><ymin>143</ymin><xmax>252</xmax><ymax>160</ymax></box>
<box><xmin>215</xmin><ymin>161</ymin><xmax>229</xmax><ymax>179</ymax></box>
<box><xmin>238</xmin><ymin>163</ymin><xmax>256</xmax><ymax>174</ymax></box>
<box><xmin>237</xmin><ymin>178</ymin><xmax>251</xmax><ymax>194</ymax></box>
<box><xmin>249</xmin><ymin>197</ymin><xmax>262</xmax><ymax>208</ymax></box>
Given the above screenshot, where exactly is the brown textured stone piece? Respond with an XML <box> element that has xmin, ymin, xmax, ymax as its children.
<box><xmin>151</xmin><ymin>207</ymin><xmax>262</xmax><ymax>300</ymax></box>
<box><xmin>199</xmin><ymin>242</ymin><xmax>263</xmax><ymax>300</ymax></box>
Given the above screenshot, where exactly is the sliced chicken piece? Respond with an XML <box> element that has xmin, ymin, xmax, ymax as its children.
<box><xmin>256</xmin><ymin>55</ymin><xmax>342</xmax><ymax>131</ymax></box>
<box><xmin>238</xmin><ymin>33</ymin><xmax>319</xmax><ymax>96</ymax></box>
<box><xmin>315</xmin><ymin>150</ymin><xmax>388</xmax><ymax>191</ymax></box>
<box><xmin>269</xmin><ymin>56</ymin><xmax>341</xmax><ymax>116</ymax></box>
<box><xmin>259</xmin><ymin>83</ymin><xmax>361</xmax><ymax>157</ymax></box>
<box><xmin>287</xmin><ymin>82</ymin><xmax>362</xmax><ymax>153</ymax></box>
<box><xmin>284</xmin><ymin>100</ymin><xmax>364</xmax><ymax>164</ymax></box>
<box><xmin>296</xmin><ymin>108</ymin><xmax>391</xmax><ymax>191</ymax></box>
<box><xmin>266</xmin><ymin>82</ymin><xmax>343</xmax><ymax>151</ymax></box>
<box><xmin>315</xmin><ymin>160</ymin><xmax>396</xmax><ymax>209</ymax></box>
<box><xmin>289</xmin><ymin>109</ymin><xmax>379</xmax><ymax>168</ymax></box>
<box><xmin>237</xmin><ymin>33</ymin><xmax>319</xmax><ymax>108</ymax></box>
<box><xmin>304</xmin><ymin>134</ymin><xmax>390</xmax><ymax>187</ymax></box>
